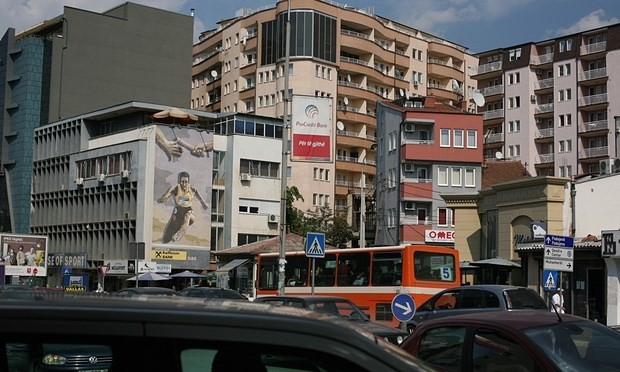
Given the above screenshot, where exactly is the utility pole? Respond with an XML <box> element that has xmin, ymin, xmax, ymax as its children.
<box><xmin>278</xmin><ymin>0</ymin><xmax>291</xmax><ymax>296</ymax></box>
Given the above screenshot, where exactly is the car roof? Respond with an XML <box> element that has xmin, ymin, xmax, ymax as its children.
<box><xmin>416</xmin><ymin>310</ymin><xmax>584</xmax><ymax>330</ymax></box>
<box><xmin>443</xmin><ymin>284</ymin><xmax>531</xmax><ymax>291</ymax></box>
<box><xmin>119</xmin><ymin>287</ymin><xmax>176</xmax><ymax>293</ymax></box>
<box><xmin>256</xmin><ymin>295</ymin><xmax>350</xmax><ymax>302</ymax></box>
<box><xmin>0</xmin><ymin>293</ymin><xmax>429</xmax><ymax>371</ymax></box>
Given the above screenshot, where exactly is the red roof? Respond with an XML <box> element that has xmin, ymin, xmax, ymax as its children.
<box><xmin>213</xmin><ymin>233</ymin><xmax>337</xmax><ymax>256</ymax></box>
<box><xmin>482</xmin><ymin>160</ymin><xmax>531</xmax><ymax>190</ymax></box>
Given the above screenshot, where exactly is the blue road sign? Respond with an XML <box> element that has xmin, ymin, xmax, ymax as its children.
<box><xmin>306</xmin><ymin>232</ymin><xmax>325</xmax><ymax>258</ymax></box>
<box><xmin>391</xmin><ymin>293</ymin><xmax>416</xmax><ymax>322</ymax></box>
<box><xmin>545</xmin><ymin>234</ymin><xmax>574</xmax><ymax>248</ymax></box>
<box><xmin>543</xmin><ymin>270</ymin><xmax>558</xmax><ymax>291</ymax></box>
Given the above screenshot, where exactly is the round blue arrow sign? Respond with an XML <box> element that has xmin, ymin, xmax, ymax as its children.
<box><xmin>391</xmin><ymin>293</ymin><xmax>416</xmax><ymax>322</ymax></box>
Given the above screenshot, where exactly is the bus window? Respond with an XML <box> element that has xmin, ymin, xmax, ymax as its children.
<box><xmin>338</xmin><ymin>253</ymin><xmax>370</xmax><ymax>286</ymax></box>
<box><xmin>414</xmin><ymin>251</ymin><xmax>456</xmax><ymax>281</ymax></box>
<box><xmin>314</xmin><ymin>254</ymin><xmax>336</xmax><ymax>286</ymax></box>
<box><xmin>286</xmin><ymin>255</ymin><xmax>309</xmax><ymax>286</ymax></box>
<box><xmin>371</xmin><ymin>252</ymin><xmax>402</xmax><ymax>286</ymax></box>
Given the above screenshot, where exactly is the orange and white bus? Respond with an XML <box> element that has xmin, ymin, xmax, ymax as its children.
<box><xmin>256</xmin><ymin>244</ymin><xmax>460</xmax><ymax>326</ymax></box>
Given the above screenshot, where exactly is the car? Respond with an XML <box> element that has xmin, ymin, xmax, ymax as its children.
<box><xmin>254</xmin><ymin>295</ymin><xmax>409</xmax><ymax>345</ymax></box>
<box><xmin>1</xmin><ymin>291</ymin><xmax>433</xmax><ymax>371</ymax></box>
<box><xmin>401</xmin><ymin>310</ymin><xmax>620</xmax><ymax>371</ymax></box>
<box><xmin>113</xmin><ymin>286</ymin><xmax>178</xmax><ymax>297</ymax></box>
<box><xmin>405</xmin><ymin>284</ymin><xmax>548</xmax><ymax>332</ymax></box>
<box><xmin>177</xmin><ymin>286</ymin><xmax>249</xmax><ymax>300</ymax></box>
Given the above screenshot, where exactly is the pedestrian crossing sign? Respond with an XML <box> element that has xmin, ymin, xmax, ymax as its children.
<box><xmin>543</xmin><ymin>269</ymin><xmax>558</xmax><ymax>291</ymax></box>
<box><xmin>306</xmin><ymin>232</ymin><xmax>325</xmax><ymax>258</ymax></box>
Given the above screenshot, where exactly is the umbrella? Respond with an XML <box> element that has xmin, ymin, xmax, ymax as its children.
<box><xmin>126</xmin><ymin>272</ymin><xmax>171</xmax><ymax>281</ymax></box>
<box><xmin>152</xmin><ymin>107</ymin><xmax>198</xmax><ymax>124</ymax></box>
<box><xmin>472</xmin><ymin>257</ymin><xmax>521</xmax><ymax>268</ymax></box>
<box><xmin>169</xmin><ymin>270</ymin><xmax>204</xmax><ymax>278</ymax></box>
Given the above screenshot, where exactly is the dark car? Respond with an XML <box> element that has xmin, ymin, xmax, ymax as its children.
<box><xmin>405</xmin><ymin>284</ymin><xmax>548</xmax><ymax>332</ymax></box>
<box><xmin>254</xmin><ymin>295</ymin><xmax>408</xmax><ymax>345</ymax></box>
<box><xmin>401</xmin><ymin>310</ymin><xmax>620</xmax><ymax>371</ymax></box>
<box><xmin>177</xmin><ymin>286</ymin><xmax>249</xmax><ymax>300</ymax></box>
<box><xmin>1</xmin><ymin>292</ymin><xmax>433</xmax><ymax>371</ymax></box>
<box><xmin>113</xmin><ymin>286</ymin><xmax>178</xmax><ymax>297</ymax></box>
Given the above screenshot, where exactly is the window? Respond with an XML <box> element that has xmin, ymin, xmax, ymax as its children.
<box><xmin>240</xmin><ymin>159</ymin><xmax>280</xmax><ymax>178</ymax></box>
<box><xmin>465</xmin><ymin>168</ymin><xmax>475</xmax><ymax>187</ymax></box>
<box><xmin>438</xmin><ymin>167</ymin><xmax>448</xmax><ymax>186</ymax></box>
<box><xmin>451</xmin><ymin>168</ymin><xmax>462</xmax><ymax>186</ymax></box>
<box><xmin>453</xmin><ymin>129</ymin><xmax>464</xmax><ymax>148</ymax></box>
<box><xmin>508</xmin><ymin>48</ymin><xmax>521</xmax><ymax>61</ymax></box>
<box><xmin>438</xmin><ymin>208</ymin><xmax>448</xmax><ymax>226</ymax></box>
<box><xmin>440</xmin><ymin>129</ymin><xmax>450</xmax><ymax>147</ymax></box>
<box><xmin>417</xmin><ymin>327</ymin><xmax>466</xmax><ymax>369</ymax></box>
<box><xmin>508</xmin><ymin>120</ymin><xmax>521</xmax><ymax>133</ymax></box>
<box><xmin>467</xmin><ymin>130</ymin><xmax>477</xmax><ymax>148</ymax></box>
<box><xmin>472</xmin><ymin>328</ymin><xmax>536</xmax><ymax>371</ymax></box>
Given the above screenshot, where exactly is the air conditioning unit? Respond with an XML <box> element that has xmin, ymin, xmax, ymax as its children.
<box><xmin>404</xmin><ymin>123</ymin><xmax>415</xmax><ymax>132</ymax></box>
<box><xmin>121</xmin><ymin>169</ymin><xmax>130</xmax><ymax>179</ymax></box>
<box><xmin>404</xmin><ymin>163</ymin><xmax>414</xmax><ymax>172</ymax></box>
<box><xmin>599</xmin><ymin>159</ymin><xmax>612</xmax><ymax>175</ymax></box>
<box><xmin>75</xmin><ymin>178</ymin><xmax>84</xmax><ymax>186</ymax></box>
<box><xmin>98</xmin><ymin>173</ymin><xmax>106</xmax><ymax>182</ymax></box>
<box><xmin>240</xmin><ymin>173</ymin><xmax>252</xmax><ymax>181</ymax></box>
<box><xmin>268</xmin><ymin>214</ymin><xmax>279</xmax><ymax>224</ymax></box>
<box><xmin>530</xmin><ymin>95</ymin><xmax>537</xmax><ymax>103</ymax></box>
<box><xmin>404</xmin><ymin>201</ymin><xmax>415</xmax><ymax>210</ymax></box>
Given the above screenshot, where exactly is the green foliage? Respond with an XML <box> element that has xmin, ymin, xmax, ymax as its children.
<box><xmin>285</xmin><ymin>187</ymin><xmax>354</xmax><ymax>247</ymax></box>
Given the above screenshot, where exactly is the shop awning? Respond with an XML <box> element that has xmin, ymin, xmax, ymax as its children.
<box><xmin>215</xmin><ymin>259</ymin><xmax>249</xmax><ymax>274</ymax></box>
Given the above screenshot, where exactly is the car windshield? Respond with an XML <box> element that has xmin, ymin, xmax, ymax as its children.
<box><xmin>504</xmin><ymin>289</ymin><xmax>548</xmax><ymax>309</ymax></box>
<box><xmin>308</xmin><ymin>300</ymin><xmax>369</xmax><ymax>321</ymax></box>
<box><xmin>524</xmin><ymin>320</ymin><xmax>620</xmax><ymax>370</ymax></box>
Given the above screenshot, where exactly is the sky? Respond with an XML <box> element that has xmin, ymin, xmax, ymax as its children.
<box><xmin>1</xmin><ymin>0</ymin><xmax>619</xmax><ymax>53</ymax></box>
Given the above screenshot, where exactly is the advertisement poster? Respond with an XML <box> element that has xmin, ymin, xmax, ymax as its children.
<box><xmin>1</xmin><ymin>234</ymin><xmax>48</xmax><ymax>276</ymax></box>
<box><xmin>291</xmin><ymin>96</ymin><xmax>332</xmax><ymax>162</ymax></box>
<box><xmin>152</xmin><ymin>126</ymin><xmax>213</xmax><ymax>249</ymax></box>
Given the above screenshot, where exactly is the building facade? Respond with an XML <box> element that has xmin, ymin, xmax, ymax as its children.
<box><xmin>191</xmin><ymin>0</ymin><xmax>478</xmax><ymax>246</ymax></box>
<box><xmin>472</xmin><ymin>23</ymin><xmax>620</xmax><ymax>178</ymax></box>
<box><xmin>375</xmin><ymin>96</ymin><xmax>483</xmax><ymax>246</ymax></box>
<box><xmin>0</xmin><ymin>3</ymin><xmax>193</xmax><ymax>234</ymax></box>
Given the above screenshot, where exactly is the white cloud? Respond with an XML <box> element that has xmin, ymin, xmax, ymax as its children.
<box><xmin>554</xmin><ymin>9</ymin><xmax>619</xmax><ymax>37</ymax></box>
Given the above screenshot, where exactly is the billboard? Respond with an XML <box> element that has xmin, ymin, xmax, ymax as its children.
<box><xmin>291</xmin><ymin>96</ymin><xmax>332</xmax><ymax>162</ymax></box>
<box><xmin>152</xmin><ymin>126</ymin><xmax>213</xmax><ymax>250</ymax></box>
<box><xmin>1</xmin><ymin>233</ymin><xmax>48</xmax><ymax>277</ymax></box>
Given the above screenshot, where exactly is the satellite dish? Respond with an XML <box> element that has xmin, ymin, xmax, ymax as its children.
<box><xmin>347</xmin><ymin>74</ymin><xmax>351</xmax><ymax>83</ymax></box>
<box><xmin>210</xmin><ymin>70</ymin><xmax>218</xmax><ymax>78</ymax></box>
<box><xmin>343</xmin><ymin>97</ymin><xmax>349</xmax><ymax>105</ymax></box>
<box><xmin>405</xmin><ymin>90</ymin><xmax>410</xmax><ymax>99</ymax></box>
<box><xmin>336</xmin><ymin>121</ymin><xmax>345</xmax><ymax>131</ymax></box>
<box><xmin>495</xmin><ymin>151</ymin><xmax>504</xmax><ymax>160</ymax></box>
<box><xmin>472</xmin><ymin>92</ymin><xmax>485</xmax><ymax>107</ymax></box>
<box><xmin>399</xmin><ymin>88</ymin><xmax>405</xmax><ymax>97</ymax></box>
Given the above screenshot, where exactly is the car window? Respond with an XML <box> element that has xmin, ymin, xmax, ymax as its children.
<box><xmin>482</xmin><ymin>290</ymin><xmax>500</xmax><ymax>308</ymax></box>
<box><xmin>458</xmin><ymin>289</ymin><xmax>485</xmax><ymax>309</ymax></box>
<box><xmin>416</xmin><ymin>326</ymin><xmax>466</xmax><ymax>370</ymax></box>
<box><xmin>504</xmin><ymin>289</ymin><xmax>547</xmax><ymax>309</ymax></box>
<box><xmin>472</xmin><ymin>328</ymin><xmax>537</xmax><ymax>371</ymax></box>
<box><xmin>433</xmin><ymin>291</ymin><xmax>458</xmax><ymax>310</ymax></box>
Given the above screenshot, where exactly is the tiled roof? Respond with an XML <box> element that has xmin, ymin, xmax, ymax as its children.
<box><xmin>213</xmin><ymin>233</ymin><xmax>337</xmax><ymax>256</ymax></box>
<box><xmin>482</xmin><ymin>160</ymin><xmax>531</xmax><ymax>190</ymax></box>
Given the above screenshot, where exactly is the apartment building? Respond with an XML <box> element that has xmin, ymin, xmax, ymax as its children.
<box><xmin>191</xmin><ymin>0</ymin><xmax>477</xmax><ymax>246</ymax></box>
<box><xmin>375</xmin><ymin>96</ymin><xmax>483</xmax><ymax>246</ymax></box>
<box><xmin>472</xmin><ymin>23</ymin><xmax>620</xmax><ymax>177</ymax></box>
<box><xmin>0</xmin><ymin>3</ymin><xmax>193</xmax><ymax>234</ymax></box>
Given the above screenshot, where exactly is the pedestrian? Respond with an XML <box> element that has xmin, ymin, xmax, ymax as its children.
<box><xmin>551</xmin><ymin>288</ymin><xmax>565</xmax><ymax>313</ymax></box>
<box><xmin>16</xmin><ymin>246</ymin><xmax>26</xmax><ymax>266</ymax></box>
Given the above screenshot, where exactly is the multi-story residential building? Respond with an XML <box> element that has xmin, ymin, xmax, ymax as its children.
<box><xmin>0</xmin><ymin>3</ymin><xmax>193</xmax><ymax>234</ymax></box>
<box><xmin>375</xmin><ymin>96</ymin><xmax>483</xmax><ymax>246</ymax></box>
<box><xmin>191</xmin><ymin>0</ymin><xmax>477</xmax><ymax>246</ymax></box>
<box><xmin>472</xmin><ymin>23</ymin><xmax>620</xmax><ymax>178</ymax></box>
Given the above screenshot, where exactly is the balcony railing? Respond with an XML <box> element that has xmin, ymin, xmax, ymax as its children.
<box><xmin>579</xmin><ymin>93</ymin><xmax>608</xmax><ymax>107</ymax></box>
<box><xmin>536</xmin><ymin>128</ymin><xmax>554</xmax><ymax>138</ymax></box>
<box><xmin>341</xmin><ymin>29</ymin><xmax>370</xmax><ymax>40</ymax></box>
<box><xmin>478</xmin><ymin>85</ymin><xmax>503</xmax><ymax>96</ymax></box>
<box><xmin>537</xmin><ymin>153</ymin><xmax>554</xmax><ymax>163</ymax></box>
<box><xmin>473</xmin><ymin>61</ymin><xmax>502</xmax><ymax>75</ymax></box>
<box><xmin>530</xmin><ymin>53</ymin><xmax>554</xmax><ymax>65</ymax></box>
<box><xmin>535</xmin><ymin>78</ymin><xmax>554</xmax><ymax>90</ymax></box>
<box><xmin>340</xmin><ymin>56</ymin><xmax>369</xmax><ymax>67</ymax></box>
<box><xmin>580</xmin><ymin>119</ymin><xmax>608</xmax><ymax>132</ymax></box>
<box><xmin>580</xmin><ymin>41</ymin><xmax>606</xmax><ymax>55</ymax></box>
<box><xmin>485</xmin><ymin>132</ymin><xmax>504</xmax><ymax>144</ymax></box>
<box><xmin>483</xmin><ymin>109</ymin><xmax>504</xmax><ymax>120</ymax></box>
<box><xmin>400</xmin><ymin>217</ymin><xmax>432</xmax><ymax>225</ymax></box>
<box><xmin>581</xmin><ymin>146</ymin><xmax>608</xmax><ymax>159</ymax></box>
<box><xmin>535</xmin><ymin>103</ymin><xmax>554</xmax><ymax>114</ymax></box>
<box><xmin>579</xmin><ymin>67</ymin><xmax>607</xmax><ymax>82</ymax></box>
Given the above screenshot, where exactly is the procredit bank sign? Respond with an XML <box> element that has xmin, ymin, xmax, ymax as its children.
<box><xmin>425</xmin><ymin>230</ymin><xmax>455</xmax><ymax>243</ymax></box>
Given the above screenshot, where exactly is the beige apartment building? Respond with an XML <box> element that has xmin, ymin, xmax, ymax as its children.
<box><xmin>191</xmin><ymin>0</ymin><xmax>477</xmax><ymax>246</ymax></box>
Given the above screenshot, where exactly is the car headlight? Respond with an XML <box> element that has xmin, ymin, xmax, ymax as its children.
<box><xmin>396</xmin><ymin>335</ymin><xmax>404</xmax><ymax>345</ymax></box>
<box><xmin>42</xmin><ymin>354</ymin><xmax>67</xmax><ymax>365</ymax></box>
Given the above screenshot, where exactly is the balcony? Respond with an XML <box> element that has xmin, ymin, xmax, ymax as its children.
<box><xmin>579</xmin><ymin>119</ymin><xmax>608</xmax><ymax>134</ymax></box>
<box><xmin>535</xmin><ymin>127</ymin><xmax>554</xmax><ymax>139</ymax></box>
<box><xmin>580</xmin><ymin>146</ymin><xmax>608</xmax><ymax>159</ymax></box>
<box><xmin>535</xmin><ymin>103</ymin><xmax>554</xmax><ymax>114</ymax></box>
<box><xmin>485</xmin><ymin>132</ymin><xmax>504</xmax><ymax>144</ymax></box>
<box><xmin>534</xmin><ymin>78</ymin><xmax>554</xmax><ymax>91</ymax></box>
<box><xmin>578</xmin><ymin>93</ymin><xmax>608</xmax><ymax>108</ymax></box>
<box><xmin>537</xmin><ymin>153</ymin><xmax>554</xmax><ymax>164</ymax></box>
<box><xmin>530</xmin><ymin>53</ymin><xmax>554</xmax><ymax>65</ymax></box>
<box><xmin>580</xmin><ymin>41</ymin><xmax>606</xmax><ymax>56</ymax></box>
<box><xmin>579</xmin><ymin>67</ymin><xmax>607</xmax><ymax>82</ymax></box>
<box><xmin>483</xmin><ymin>109</ymin><xmax>505</xmax><ymax>121</ymax></box>
<box><xmin>472</xmin><ymin>61</ymin><xmax>502</xmax><ymax>76</ymax></box>
<box><xmin>478</xmin><ymin>85</ymin><xmax>503</xmax><ymax>97</ymax></box>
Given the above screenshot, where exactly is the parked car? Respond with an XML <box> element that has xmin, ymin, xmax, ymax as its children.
<box><xmin>401</xmin><ymin>310</ymin><xmax>620</xmax><ymax>371</ymax></box>
<box><xmin>1</xmin><ymin>291</ymin><xmax>433</xmax><ymax>371</ymax></box>
<box><xmin>254</xmin><ymin>295</ymin><xmax>408</xmax><ymax>345</ymax></box>
<box><xmin>405</xmin><ymin>284</ymin><xmax>548</xmax><ymax>332</ymax></box>
<box><xmin>113</xmin><ymin>286</ymin><xmax>178</xmax><ymax>297</ymax></box>
<box><xmin>177</xmin><ymin>286</ymin><xmax>249</xmax><ymax>300</ymax></box>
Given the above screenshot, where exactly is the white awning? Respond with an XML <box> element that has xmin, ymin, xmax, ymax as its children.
<box><xmin>215</xmin><ymin>259</ymin><xmax>249</xmax><ymax>274</ymax></box>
